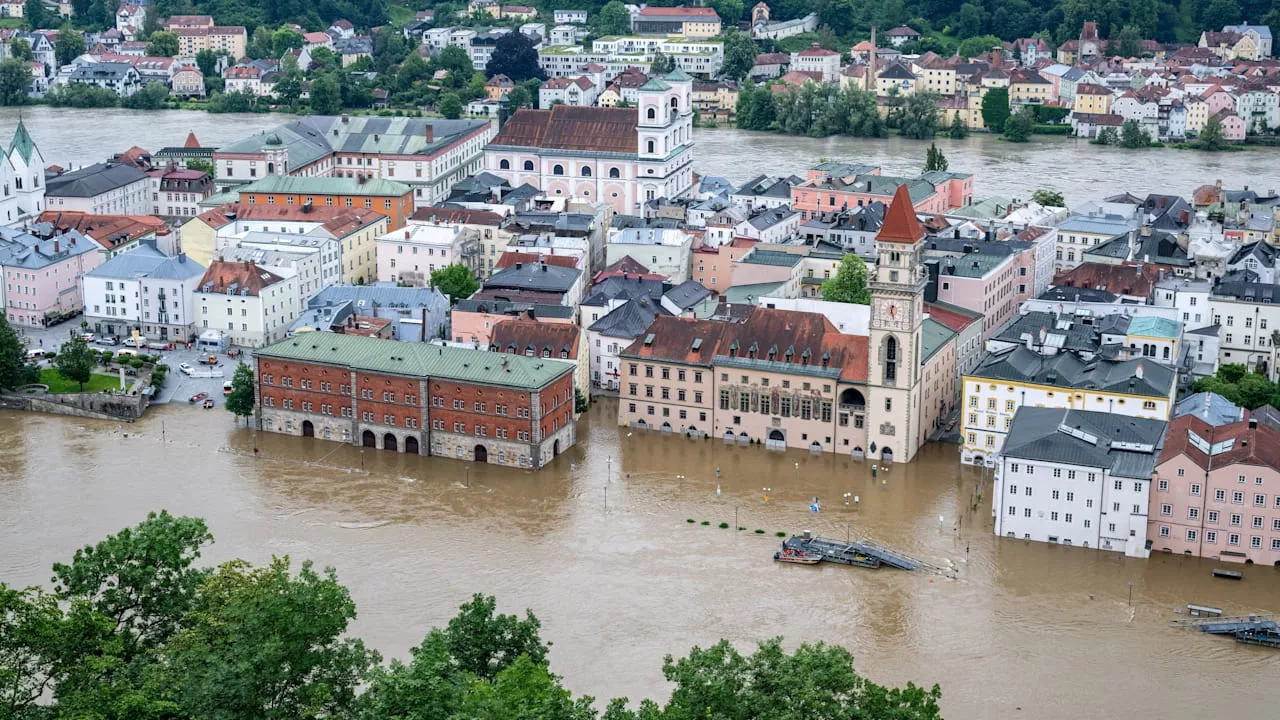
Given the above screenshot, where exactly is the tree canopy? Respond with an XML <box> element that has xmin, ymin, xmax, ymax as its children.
<box><xmin>821</xmin><ymin>255</ymin><xmax>872</xmax><ymax>305</ymax></box>
<box><xmin>485</xmin><ymin>31</ymin><xmax>544</xmax><ymax>82</ymax></box>
<box><xmin>53</xmin><ymin>335</ymin><xmax>94</xmax><ymax>391</ymax></box>
<box><xmin>431</xmin><ymin>264</ymin><xmax>479</xmax><ymax>302</ymax></box>
<box><xmin>225</xmin><ymin>362</ymin><xmax>256</xmax><ymax>423</ymax></box>
<box><xmin>1192</xmin><ymin>364</ymin><xmax>1280</xmax><ymax>409</ymax></box>
<box><xmin>0</xmin><ymin>513</ymin><xmax>945</xmax><ymax>720</ymax></box>
<box><xmin>0</xmin><ymin>314</ymin><xmax>37</xmax><ymax>389</ymax></box>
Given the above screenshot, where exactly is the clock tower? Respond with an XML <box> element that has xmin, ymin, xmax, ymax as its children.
<box><xmin>866</xmin><ymin>184</ymin><xmax>927</xmax><ymax>463</ymax></box>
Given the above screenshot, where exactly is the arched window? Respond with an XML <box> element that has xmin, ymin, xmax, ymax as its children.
<box><xmin>646</xmin><ymin>140</ymin><xmax>655</xmax><ymax>154</ymax></box>
<box><xmin>523</xmin><ymin>160</ymin><xmax>534</xmax><ymax>171</ymax></box>
<box><xmin>553</xmin><ymin>164</ymin><xmax>564</xmax><ymax>176</ymax></box>
<box><xmin>646</xmin><ymin>107</ymin><xmax>656</xmax><ymax>120</ymax></box>
<box><xmin>883</xmin><ymin>336</ymin><xmax>898</xmax><ymax>384</ymax></box>
<box><xmin>670</xmin><ymin>97</ymin><xmax>679</xmax><ymax>111</ymax></box>
<box><xmin>499</xmin><ymin>159</ymin><xmax>510</xmax><ymax>169</ymax></box>
<box><xmin>581</xmin><ymin>166</ymin><xmax>592</xmax><ymax>177</ymax></box>
<box><xmin>609</xmin><ymin>167</ymin><xmax>620</xmax><ymax>178</ymax></box>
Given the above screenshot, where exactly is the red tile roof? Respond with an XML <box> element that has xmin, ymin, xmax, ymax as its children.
<box><xmin>795</xmin><ymin>43</ymin><xmax>839</xmax><ymax>57</ymax></box>
<box><xmin>198</xmin><ymin>260</ymin><xmax>285</xmax><ymax>296</ymax></box>
<box><xmin>410</xmin><ymin>206</ymin><xmax>505</xmax><ymax>226</ymax></box>
<box><xmin>491</xmin><ymin>106</ymin><xmax>638</xmax><ymax>154</ymax></box>
<box><xmin>490</xmin><ymin>318</ymin><xmax>581</xmax><ymax>359</ymax></box>
<box><xmin>1160</xmin><ymin>414</ymin><xmax>1280</xmax><ymax>472</ymax></box>
<box><xmin>876</xmin><ymin>185</ymin><xmax>924</xmax><ymax>244</ymax></box>
<box><xmin>495</xmin><ymin>252</ymin><xmax>579</xmax><ymax>270</ymax></box>
<box><xmin>193</xmin><ymin>202</ymin><xmax>384</xmax><ymax>234</ymax></box>
<box><xmin>638</xmin><ymin>6</ymin><xmax>718</xmax><ymax>17</ymax></box>
<box><xmin>1052</xmin><ymin>262</ymin><xmax>1161</xmax><ymax>297</ymax></box>
<box><xmin>183</xmin><ymin>131</ymin><xmax>201</xmax><ymax>148</ymax></box>
<box><xmin>36</xmin><ymin>211</ymin><xmax>166</xmax><ymax>250</ymax></box>
<box><xmin>592</xmin><ymin>256</ymin><xmax>666</xmax><ymax>283</ymax></box>
<box><xmin>924</xmin><ymin>302</ymin><xmax>982</xmax><ymax>332</ymax></box>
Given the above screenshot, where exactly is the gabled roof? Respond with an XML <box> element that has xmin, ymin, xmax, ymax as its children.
<box><xmin>589</xmin><ymin>296</ymin><xmax>667</xmax><ymax>339</ymax></box>
<box><xmin>86</xmin><ymin>241</ymin><xmax>205</xmax><ymax>281</ymax></box>
<box><xmin>197</xmin><ymin>260</ymin><xmax>285</xmax><ymax>296</ymax></box>
<box><xmin>491</xmin><ymin>106</ymin><xmax>638</xmax><ymax>154</ymax></box>
<box><xmin>876</xmin><ymin>184</ymin><xmax>924</xmax><ymax>243</ymax></box>
<box><xmin>490</xmin><ymin>318</ymin><xmax>581</xmax><ymax>359</ymax></box>
<box><xmin>1003</xmin><ymin>407</ymin><xmax>1166</xmax><ymax>478</ymax></box>
<box><xmin>46</xmin><ymin>163</ymin><xmax>148</xmax><ymax>198</ymax></box>
<box><xmin>1052</xmin><ymin>262</ymin><xmax>1160</xmax><ymax>297</ymax></box>
<box><xmin>1160</xmin><ymin>413</ymin><xmax>1280</xmax><ymax>472</ymax></box>
<box><xmin>9</xmin><ymin>119</ymin><xmax>36</xmax><ymax>163</ymax></box>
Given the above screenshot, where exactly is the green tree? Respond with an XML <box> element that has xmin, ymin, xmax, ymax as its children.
<box><xmin>225</xmin><ymin>362</ymin><xmax>256</xmax><ymax>424</ymax></box>
<box><xmin>309</xmin><ymin>74</ymin><xmax>343</xmax><ymax>114</ymax></box>
<box><xmin>147</xmin><ymin>30</ymin><xmax>180</xmax><ymax>57</ymax></box>
<box><xmin>396</xmin><ymin>52</ymin><xmax>430</xmax><ymax>92</ymax></box>
<box><xmin>948</xmin><ymin>112</ymin><xmax>969</xmax><ymax>139</ymax></box>
<box><xmin>1032</xmin><ymin>188</ymin><xmax>1065</xmax><ymax>207</ymax></box>
<box><xmin>437</xmin><ymin>91</ymin><xmax>463</xmax><ymax>119</ymax></box>
<box><xmin>957</xmin><ymin>34</ymin><xmax>1003</xmax><ymax>59</ymax></box>
<box><xmin>186</xmin><ymin>158</ymin><xmax>214</xmax><ymax>174</ymax></box>
<box><xmin>980</xmin><ymin>87</ymin><xmax>1010</xmax><ymax>132</ymax></box>
<box><xmin>273</xmin><ymin>28</ymin><xmax>305</xmax><ymax>57</ymax></box>
<box><xmin>56</xmin><ymin>30</ymin><xmax>86</xmax><ymax>66</ymax></box>
<box><xmin>899</xmin><ymin>91</ymin><xmax>941</xmax><ymax>139</ymax></box>
<box><xmin>9</xmin><ymin>38</ymin><xmax>32</xmax><ymax>62</ymax></box>
<box><xmin>1003</xmin><ymin>107</ymin><xmax>1034</xmax><ymax>142</ymax></box>
<box><xmin>1113</xmin><ymin>24</ymin><xmax>1143</xmax><ymax>56</ymax></box>
<box><xmin>443</xmin><ymin>594</ymin><xmax>549</xmax><ymax>681</ymax></box>
<box><xmin>485</xmin><ymin>29</ymin><xmax>544</xmax><ymax>82</ymax></box>
<box><xmin>0</xmin><ymin>314</ymin><xmax>36</xmax><ymax>388</ymax></box>
<box><xmin>23</xmin><ymin>0</ymin><xmax>46</xmax><ymax>30</ymax></box>
<box><xmin>0</xmin><ymin>58</ymin><xmax>30</xmax><ymax>106</ymax></box>
<box><xmin>1197</xmin><ymin>115</ymin><xmax>1229</xmax><ymax>150</ymax></box>
<box><xmin>53</xmin><ymin>335</ymin><xmax>94</xmax><ymax>391</ymax></box>
<box><xmin>434</xmin><ymin>46</ymin><xmax>474</xmax><ymax>77</ymax></box>
<box><xmin>122</xmin><ymin>81</ymin><xmax>170</xmax><ymax>110</ymax></box>
<box><xmin>248</xmin><ymin>25</ymin><xmax>274</xmax><ymax>59</ymax></box>
<box><xmin>373</xmin><ymin>27</ymin><xmax>410</xmax><ymax>74</ymax></box>
<box><xmin>0</xmin><ymin>584</ymin><xmax>66</xmax><ymax>718</ymax></box>
<box><xmin>924</xmin><ymin>142</ymin><xmax>948</xmax><ymax>172</ymax></box>
<box><xmin>1120</xmin><ymin>118</ymin><xmax>1151</xmax><ymax>147</ymax></box>
<box><xmin>163</xmin><ymin>557</ymin><xmax>378</xmax><ymax>719</ymax></box>
<box><xmin>656</xmin><ymin>638</ymin><xmax>942</xmax><ymax>720</ymax></box>
<box><xmin>594</xmin><ymin>1</ymin><xmax>632</xmax><ymax>36</ymax></box>
<box><xmin>506</xmin><ymin>85</ymin><xmax>532</xmax><ymax>110</ymax></box>
<box><xmin>194</xmin><ymin>49</ymin><xmax>219</xmax><ymax>78</ymax></box>
<box><xmin>820</xmin><ymin>255</ymin><xmax>872</xmax><ymax>305</ymax></box>
<box><xmin>1094</xmin><ymin>126</ymin><xmax>1119</xmax><ymax>145</ymax></box>
<box><xmin>721</xmin><ymin>28</ymin><xmax>757</xmax><ymax>81</ymax></box>
<box><xmin>430</xmin><ymin>264</ymin><xmax>478</xmax><ymax>303</ymax></box>
<box><xmin>273</xmin><ymin>70</ymin><xmax>304</xmax><ymax>105</ymax></box>
<box><xmin>650</xmin><ymin>50</ymin><xmax>675</xmax><ymax>75</ymax></box>
<box><xmin>458</xmin><ymin>655</ymin><xmax>595</xmax><ymax>720</ymax></box>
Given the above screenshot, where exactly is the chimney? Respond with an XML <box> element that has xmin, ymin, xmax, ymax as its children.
<box><xmin>992</xmin><ymin>48</ymin><xmax>1002</xmax><ymax>68</ymax></box>
<box><xmin>425</xmin><ymin>124</ymin><xmax>434</xmax><ymax>143</ymax></box>
<box><xmin>53</xmin><ymin>238</ymin><xmax>59</xmax><ymax>253</ymax></box>
<box><xmin>404</xmin><ymin>230</ymin><xmax>410</xmax><ymax>239</ymax></box>
<box><xmin>1135</xmin><ymin>363</ymin><xmax>1144</xmax><ymax>380</ymax></box>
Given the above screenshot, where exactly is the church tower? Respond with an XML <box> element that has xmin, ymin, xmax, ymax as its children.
<box><xmin>865</xmin><ymin>184</ymin><xmax>927</xmax><ymax>463</ymax></box>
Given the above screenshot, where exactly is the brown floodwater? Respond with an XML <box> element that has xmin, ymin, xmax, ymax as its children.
<box><xmin>0</xmin><ymin>401</ymin><xmax>1276</xmax><ymax>719</ymax></box>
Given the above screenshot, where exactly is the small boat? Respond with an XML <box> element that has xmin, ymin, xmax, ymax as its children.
<box><xmin>202</xmin><ymin>398</ymin><xmax>215</xmax><ymax>409</ymax></box>
<box><xmin>774</xmin><ymin>547</ymin><xmax>822</xmax><ymax>565</ymax></box>
<box><xmin>1212</xmin><ymin>568</ymin><xmax>1244</xmax><ymax>580</ymax></box>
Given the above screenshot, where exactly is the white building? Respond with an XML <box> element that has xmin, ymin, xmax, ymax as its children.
<box><xmin>992</xmin><ymin>407</ymin><xmax>1166</xmax><ymax>557</ymax></box>
<box><xmin>82</xmin><ymin>240</ymin><xmax>207</xmax><ymax>341</ymax></box>
<box><xmin>1152</xmin><ymin>276</ymin><xmax>1213</xmax><ymax>330</ymax></box>
<box><xmin>604</xmin><ymin>227</ymin><xmax>693</xmax><ymax>283</ymax></box>
<box><xmin>586</xmin><ymin>296</ymin><xmax>664</xmax><ymax>390</ymax></box>
<box><xmin>538</xmin><ymin>75</ymin><xmax>598</xmax><ymax>107</ymax></box>
<box><xmin>45</xmin><ymin>162</ymin><xmax>150</xmax><ymax>215</ymax></box>
<box><xmin>553</xmin><ymin>9</ymin><xmax>588</xmax><ymax>24</ymax></box>
<box><xmin>1208</xmin><ymin>282</ymin><xmax>1280</xmax><ymax>378</ymax></box>
<box><xmin>195</xmin><ymin>260</ymin><xmax>300</xmax><ymax>348</ymax></box>
<box><xmin>375</xmin><ymin>223</ymin><xmax>476</xmax><ymax>286</ymax></box>
<box><xmin>0</xmin><ymin>120</ymin><xmax>46</xmax><ymax>225</ymax></box>
<box><xmin>215</xmin><ymin>244</ymin><xmax>323</xmax><ymax>306</ymax></box>
<box><xmin>216</xmin><ymin>230</ymin><xmax>343</xmax><ymax>291</ymax></box>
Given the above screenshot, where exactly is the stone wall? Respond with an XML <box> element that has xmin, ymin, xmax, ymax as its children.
<box><xmin>0</xmin><ymin>390</ymin><xmax>146</xmax><ymax>422</ymax></box>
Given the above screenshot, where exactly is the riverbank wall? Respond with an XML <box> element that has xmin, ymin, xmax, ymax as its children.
<box><xmin>0</xmin><ymin>390</ymin><xmax>146</xmax><ymax>422</ymax></box>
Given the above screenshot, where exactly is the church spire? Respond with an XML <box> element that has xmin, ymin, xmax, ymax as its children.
<box><xmin>875</xmin><ymin>184</ymin><xmax>924</xmax><ymax>244</ymax></box>
<box><xmin>9</xmin><ymin>118</ymin><xmax>37</xmax><ymax>164</ymax></box>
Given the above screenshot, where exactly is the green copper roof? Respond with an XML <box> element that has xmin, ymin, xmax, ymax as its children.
<box><xmin>664</xmin><ymin>67</ymin><xmax>692</xmax><ymax>82</ymax></box>
<box><xmin>256</xmin><ymin>334</ymin><xmax>573</xmax><ymax>390</ymax></box>
<box><xmin>237</xmin><ymin>175</ymin><xmax>412</xmax><ymax>198</ymax></box>
<box><xmin>9</xmin><ymin>120</ymin><xmax>36</xmax><ymax>164</ymax></box>
<box><xmin>639</xmin><ymin>77</ymin><xmax>670</xmax><ymax>91</ymax></box>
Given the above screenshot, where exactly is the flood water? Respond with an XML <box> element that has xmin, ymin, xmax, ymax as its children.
<box><xmin>1</xmin><ymin>402</ymin><xmax>1276</xmax><ymax>719</ymax></box>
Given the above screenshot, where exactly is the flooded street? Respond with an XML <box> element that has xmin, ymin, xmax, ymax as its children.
<box><xmin>1</xmin><ymin>402</ymin><xmax>1276</xmax><ymax>719</ymax></box>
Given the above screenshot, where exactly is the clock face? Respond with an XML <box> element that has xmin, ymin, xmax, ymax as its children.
<box><xmin>875</xmin><ymin>298</ymin><xmax>908</xmax><ymax>329</ymax></box>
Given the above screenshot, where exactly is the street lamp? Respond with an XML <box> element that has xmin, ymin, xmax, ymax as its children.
<box><xmin>465</xmin><ymin>465</ymin><xmax>471</xmax><ymax>488</ymax></box>
<box><xmin>606</xmin><ymin>455</ymin><xmax>612</xmax><ymax>483</ymax></box>
<box><xmin>762</xmin><ymin>486</ymin><xmax>772</xmax><ymax>502</ymax></box>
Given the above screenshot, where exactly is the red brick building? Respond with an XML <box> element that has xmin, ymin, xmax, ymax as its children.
<box><xmin>254</xmin><ymin>334</ymin><xmax>575</xmax><ymax>468</ymax></box>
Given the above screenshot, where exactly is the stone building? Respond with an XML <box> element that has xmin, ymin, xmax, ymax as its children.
<box><xmin>254</xmin><ymin>334</ymin><xmax>576</xmax><ymax>469</ymax></box>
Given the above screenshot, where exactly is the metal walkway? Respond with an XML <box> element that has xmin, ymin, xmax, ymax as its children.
<box><xmin>782</xmin><ymin>534</ymin><xmax>956</xmax><ymax>577</ymax></box>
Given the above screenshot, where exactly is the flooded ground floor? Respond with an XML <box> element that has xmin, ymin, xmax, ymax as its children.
<box><xmin>0</xmin><ymin>399</ymin><xmax>1276</xmax><ymax>719</ymax></box>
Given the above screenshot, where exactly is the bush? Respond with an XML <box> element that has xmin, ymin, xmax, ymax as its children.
<box><xmin>718</xmin><ymin>522</ymin><xmax>729</xmax><ymax>529</ymax></box>
<box><xmin>1032</xmin><ymin>124</ymin><xmax>1071</xmax><ymax>135</ymax></box>
<box><xmin>754</xmin><ymin>529</ymin><xmax>765</xmax><ymax>534</ymax></box>
<box><xmin>129</xmin><ymin>358</ymin><xmax>144</xmax><ymax>369</ymax></box>
<box><xmin>775</xmin><ymin>531</ymin><xmax>787</xmax><ymax>537</ymax></box>
<box><xmin>700</xmin><ymin>520</ymin><xmax>710</xmax><ymax>526</ymax></box>
<box><xmin>686</xmin><ymin>518</ymin><xmax>695</xmax><ymax>523</ymax></box>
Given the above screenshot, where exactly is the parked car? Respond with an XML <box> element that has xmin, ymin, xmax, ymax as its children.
<box><xmin>124</xmin><ymin>337</ymin><xmax>144</xmax><ymax>348</ymax></box>
<box><xmin>178</xmin><ymin>363</ymin><xmax>194</xmax><ymax>376</ymax></box>
<box><xmin>223</xmin><ymin>380</ymin><xmax>234</xmax><ymax>395</ymax></box>
<box><xmin>188</xmin><ymin>392</ymin><xmax>208</xmax><ymax>404</ymax></box>
<box><xmin>97</xmin><ymin>336</ymin><xmax>120</xmax><ymax>346</ymax></box>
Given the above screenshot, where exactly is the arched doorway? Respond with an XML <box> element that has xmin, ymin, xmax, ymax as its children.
<box><xmin>973</xmin><ymin>455</ymin><xmax>985</xmax><ymax>466</ymax></box>
<box><xmin>686</xmin><ymin>426</ymin><xmax>698</xmax><ymax>438</ymax></box>
<box><xmin>474</xmin><ymin>444</ymin><xmax>488</xmax><ymax>463</ymax></box>
<box><xmin>766</xmin><ymin>428</ymin><xmax>786</xmax><ymax>451</ymax></box>
<box><xmin>723</xmin><ymin>430</ymin><xmax>735</xmax><ymax>443</ymax></box>
<box><xmin>881</xmin><ymin>447</ymin><xmax>895</xmax><ymax>463</ymax></box>
<box><xmin>405</xmin><ymin>436</ymin><xmax>419</xmax><ymax>455</ymax></box>
<box><xmin>384</xmin><ymin>433</ymin><xmax>398</xmax><ymax>452</ymax></box>
<box><xmin>552</xmin><ymin>439</ymin><xmax>560</xmax><ymax>456</ymax></box>
<box><xmin>769</xmin><ymin>429</ymin><xmax>785</xmax><ymax>440</ymax></box>
<box><xmin>661</xmin><ymin>421</ymin><xmax>673</xmax><ymax>432</ymax></box>
<box><xmin>362</xmin><ymin>430</ymin><xmax>376</xmax><ymax>447</ymax></box>
<box><xmin>809</xmin><ymin>441</ymin><xmax>822</xmax><ymax>453</ymax></box>
<box><xmin>852</xmin><ymin>446</ymin><xmax>864</xmax><ymax>459</ymax></box>
<box><xmin>301</xmin><ymin>420</ymin><xmax>314</xmax><ymax>437</ymax></box>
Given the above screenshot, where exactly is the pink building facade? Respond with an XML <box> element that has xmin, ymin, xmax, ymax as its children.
<box><xmin>1150</xmin><ymin>415</ymin><xmax>1280</xmax><ymax>566</ymax></box>
<box><xmin>791</xmin><ymin>165</ymin><xmax>972</xmax><ymax>221</ymax></box>
<box><xmin>932</xmin><ymin>253</ymin><xmax>1018</xmax><ymax>340</ymax></box>
<box><xmin>1</xmin><ymin>228</ymin><xmax>102</xmax><ymax>327</ymax></box>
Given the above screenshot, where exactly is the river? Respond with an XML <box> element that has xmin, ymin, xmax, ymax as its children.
<box><xmin>3</xmin><ymin>107</ymin><xmax>1277</xmax><ymax>205</ymax></box>
<box><xmin>0</xmin><ymin>403</ymin><xmax>1275</xmax><ymax>720</ymax></box>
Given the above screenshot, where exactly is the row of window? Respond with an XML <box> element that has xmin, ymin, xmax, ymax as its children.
<box><xmin>498</xmin><ymin>158</ymin><xmax>625</xmax><ymax>178</ymax></box>
<box><xmin>629</xmin><ymin>403</ymin><xmax>708</xmax><ymax>423</ymax></box>
<box><xmin>718</xmin><ymin>389</ymin><xmax>834</xmax><ymax>422</ymax></box>
<box><xmin>1007</xmin><ymin>506</ymin><xmax>1089</xmax><ymax>527</ymax></box>
<box><xmin>1159</xmin><ymin>505</ymin><xmax>1280</xmax><ymax>530</ymax></box>
<box><xmin>1157</xmin><ymin>526</ymin><xmax>1280</xmax><ymax>550</ymax></box>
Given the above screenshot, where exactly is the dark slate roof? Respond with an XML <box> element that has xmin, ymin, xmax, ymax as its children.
<box><xmin>1002</xmin><ymin>407</ymin><xmax>1167</xmax><ymax>479</ymax></box>
<box><xmin>1038</xmin><ymin>286</ymin><xmax>1118</xmax><ymax>304</ymax></box>
<box><xmin>924</xmin><ymin>237</ymin><xmax>1033</xmax><ymax>256</ymax></box>
<box><xmin>1134</xmin><ymin>231</ymin><xmax>1189</xmax><ymax>266</ymax></box>
<box><xmin>970</xmin><ymin>345</ymin><xmax>1175</xmax><ymax>398</ymax></box>
<box><xmin>46</xmin><ymin>163</ymin><xmax>149</xmax><ymax>198</ymax></box>
<box><xmin>733</xmin><ymin>174</ymin><xmax>802</xmax><ymax>199</ymax></box>
<box><xmin>588</xmin><ymin>297</ymin><xmax>667</xmax><ymax>338</ymax></box>
<box><xmin>582</xmin><ymin>275</ymin><xmax>665</xmax><ymax>306</ymax></box>
<box><xmin>1083</xmin><ymin>233</ymin><xmax>1132</xmax><ymax>260</ymax></box>
<box><xmin>992</xmin><ymin>311</ymin><xmax>1109</xmax><ymax>353</ymax></box>
<box><xmin>483</xmin><ymin>261</ymin><xmax>580</xmax><ymax>293</ymax></box>
<box><xmin>1174</xmin><ymin>391</ymin><xmax>1243</xmax><ymax>426</ymax></box>
<box><xmin>1214</xmin><ymin>281</ymin><xmax>1280</xmax><ymax>303</ymax></box>
<box><xmin>663</xmin><ymin>279</ymin><xmax>711</xmax><ymax>310</ymax></box>
<box><xmin>452</xmin><ymin>298</ymin><xmax>575</xmax><ymax>319</ymax></box>
<box><xmin>1227</xmin><ymin>240</ymin><xmax>1276</xmax><ymax>268</ymax></box>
